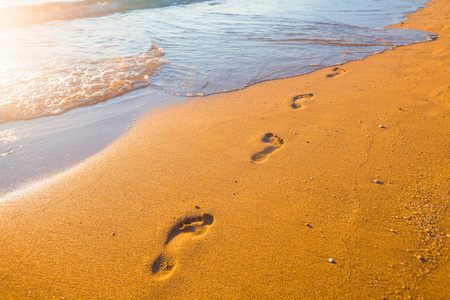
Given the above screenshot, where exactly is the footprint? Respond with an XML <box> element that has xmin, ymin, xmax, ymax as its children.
<box><xmin>150</xmin><ymin>213</ymin><xmax>214</xmax><ymax>280</ymax></box>
<box><xmin>291</xmin><ymin>93</ymin><xmax>314</xmax><ymax>109</ymax></box>
<box><xmin>151</xmin><ymin>253</ymin><xmax>177</xmax><ymax>280</ymax></box>
<box><xmin>326</xmin><ymin>67</ymin><xmax>346</xmax><ymax>78</ymax></box>
<box><xmin>251</xmin><ymin>133</ymin><xmax>284</xmax><ymax>163</ymax></box>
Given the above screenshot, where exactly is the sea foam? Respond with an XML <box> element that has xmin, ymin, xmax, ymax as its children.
<box><xmin>0</xmin><ymin>46</ymin><xmax>167</xmax><ymax>123</ymax></box>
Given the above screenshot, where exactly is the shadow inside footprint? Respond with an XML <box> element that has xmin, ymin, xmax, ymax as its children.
<box><xmin>326</xmin><ymin>67</ymin><xmax>346</xmax><ymax>78</ymax></box>
<box><xmin>291</xmin><ymin>93</ymin><xmax>314</xmax><ymax>109</ymax></box>
<box><xmin>151</xmin><ymin>253</ymin><xmax>176</xmax><ymax>279</ymax></box>
<box><xmin>165</xmin><ymin>213</ymin><xmax>214</xmax><ymax>245</ymax></box>
<box><xmin>251</xmin><ymin>133</ymin><xmax>284</xmax><ymax>162</ymax></box>
<box><xmin>262</xmin><ymin>132</ymin><xmax>274</xmax><ymax>143</ymax></box>
<box><xmin>150</xmin><ymin>213</ymin><xmax>215</xmax><ymax>280</ymax></box>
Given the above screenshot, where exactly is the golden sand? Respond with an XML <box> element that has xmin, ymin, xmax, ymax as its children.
<box><xmin>1</xmin><ymin>0</ymin><xmax>449</xmax><ymax>298</ymax></box>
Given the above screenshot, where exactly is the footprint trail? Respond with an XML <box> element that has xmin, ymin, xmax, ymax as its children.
<box><xmin>251</xmin><ymin>133</ymin><xmax>284</xmax><ymax>163</ymax></box>
<box><xmin>150</xmin><ymin>213</ymin><xmax>214</xmax><ymax>280</ymax></box>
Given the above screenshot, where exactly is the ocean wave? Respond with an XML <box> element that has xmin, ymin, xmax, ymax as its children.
<box><xmin>0</xmin><ymin>46</ymin><xmax>168</xmax><ymax>123</ymax></box>
<box><xmin>0</xmin><ymin>0</ymin><xmax>206</xmax><ymax>27</ymax></box>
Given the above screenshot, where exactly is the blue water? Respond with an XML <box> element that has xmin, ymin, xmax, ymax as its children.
<box><xmin>0</xmin><ymin>0</ymin><xmax>432</xmax><ymax>193</ymax></box>
<box><xmin>0</xmin><ymin>0</ymin><xmax>432</xmax><ymax>123</ymax></box>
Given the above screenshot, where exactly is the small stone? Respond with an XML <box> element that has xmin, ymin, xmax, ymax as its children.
<box><xmin>379</xmin><ymin>124</ymin><xmax>385</xmax><ymax>128</ymax></box>
<box><xmin>195</xmin><ymin>205</ymin><xmax>201</xmax><ymax>209</ymax></box>
<box><xmin>112</xmin><ymin>232</ymin><xmax>115</xmax><ymax>236</ymax></box>
<box><xmin>417</xmin><ymin>255</ymin><xmax>425</xmax><ymax>262</ymax></box>
<box><xmin>329</xmin><ymin>258</ymin><xmax>335</xmax><ymax>263</ymax></box>
<box><xmin>373</xmin><ymin>179</ymin><xmax>382</xmax><ymax>184</ymax></box>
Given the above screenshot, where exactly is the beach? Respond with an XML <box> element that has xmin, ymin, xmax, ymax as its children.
<box><xmin>0</xmin><ymin>0</ymin><xmax>449</xmax><ymax>298</ymax></box>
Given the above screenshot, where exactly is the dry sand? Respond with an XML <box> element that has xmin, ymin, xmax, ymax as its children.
<box><xmin>1</xmin><ymin>0</ymin><xmax>449</xmax><ymax>298</ymax></box>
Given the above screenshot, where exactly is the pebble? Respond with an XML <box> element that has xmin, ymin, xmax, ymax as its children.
<box><xmin>373</xmin><ymin>179</ymin><xmax>382</xmax><ymax>184</ymax></box>
<box><xmin>112</xmin><ymin>232</ymin><xmax>115</xmax><ymax>236</ymax></box>
<box><xmin>379</xmin><ymin>124</ymin><xmax>385</xmax><ymax>128</ymax></box>
<box><xmin>329</xmin><ymin>258</ymin><xmax>335</xmax><ymax>263</ymax></box>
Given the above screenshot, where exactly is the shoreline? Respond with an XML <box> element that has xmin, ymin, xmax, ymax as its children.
<box><xmin>0</xmin><ymin>35</ymin><xmax>434</xmax><ymax>197</ymax></box>
<box><xmin>0</xmin><ymin>1</ymin><xmax>433</xmax><ymax>196</ymax></box>
<box><xmin>0</xmin><ymin>87</ymin><xmax>184</xmax><ymax>196</ymax></box>
<box><xmin>1</xmin><ymin>0</ymin><xmax>449</xmax><ymax>298</ymax></box>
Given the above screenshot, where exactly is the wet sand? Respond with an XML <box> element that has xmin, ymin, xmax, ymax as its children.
<box><xmin>1</xmin><ymin>0</ymin><xmax>449</xmax><ymax>298</ymax></box>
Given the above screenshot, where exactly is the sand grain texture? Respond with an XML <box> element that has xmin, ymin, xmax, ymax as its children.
<box><xmin>0</xmin><ymin>0</ymin><xmax>449</xmax><ymax>298</ymax></box>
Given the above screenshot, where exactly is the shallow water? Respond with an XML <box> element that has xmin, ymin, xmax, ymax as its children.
<box><xmin>0</xmin><ymin>0</ymin><xmax>431</xmax><ymax>123</ymax></box>
<box><xmin>0</xmin><ymin>0</ymin><xmax>432</xmax><ymax>193</ymax></box>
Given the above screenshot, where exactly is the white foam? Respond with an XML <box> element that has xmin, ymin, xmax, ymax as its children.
<box><xmin>0</xmin><ymin>46</ymin><xmax>168</xmax><ymax>123</ymax></box>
